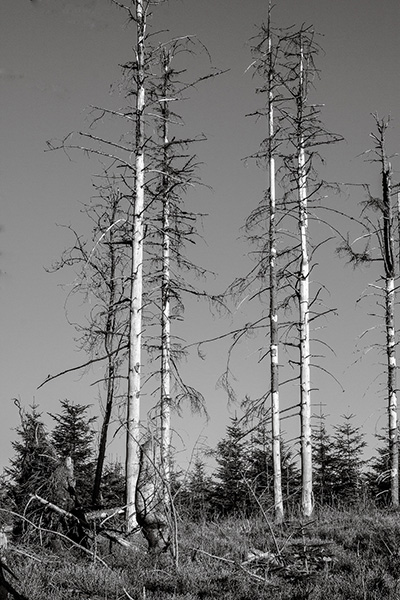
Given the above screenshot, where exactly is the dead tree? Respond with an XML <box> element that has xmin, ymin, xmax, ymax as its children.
<box><xmin>338</xmin><ymin>115</ymin><xmax>399</xmax><ymax>507</ymax></box>
<box><xmin>47</xmin><ymin>180</ymin><xmax>129</xmax><ymax>508</ymax></box>
<box><xmin>144</xmin><ymin>41</ymin><xmax>225</xmax><ymax>501</ymax></box>
<box><xmin>228</xmin><ymin>22</ymin><xmax>342</xmax><ymax>520</ymax></box>
<box><xmin>45</xmin><ymin>1</ymin><xmax>222</xmax><ymax>532</ymax></box>
<box><xmin>278</xmin><ymin>27</ymin><xmax>342</xmax><ymax>517</ymax></box>
<box><xmin>242</xmin><ymin>2</ymin><xmax>285</xmax><ymax>523</ymax></box>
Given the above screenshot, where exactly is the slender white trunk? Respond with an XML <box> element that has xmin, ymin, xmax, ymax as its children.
<box><xmin>298</xmin><ymin>47</ymin><xmax>312</xmax><ymax>518</ymax></box>
<box><xmin>377</xmin><ymin>127</ymin><xmax>399</xmax><ymax>507</ymax></box>
<box><xmin>299</xmin><ymin>140</ymin><xmax>312</xmax><ymax>517</ymax></box>
<box><xmin>397</xmin><ymin>192</ymin><xmax>400</xmax><ymax>264</ymax></box>
<box><xmin>268</xmin><ymin>20</ymin><xmax>284</xmax><ymax>524</ymax></box>
<box><xmin>160</xmin><ymin>206</ymin><xmax>172</xmax><ymax>495</ymax></box>
<box><xmin>126</xmin><ymin>0</ymin><xmax>146</xmax><ymax>532</ymax></box>
<box><xmin>386</xmin><ymin>274</ymin><xmax>398</xmax><ymax>506</ymax></box>
<box><xmin>382</xmin><ymin>158</ymin><xmax>398</xmax><ymax>507</ymax></box>
<box><xmin>160</xmin><ymin>53</ymin><xmax>172</xmax><ymax>496</ymax></box>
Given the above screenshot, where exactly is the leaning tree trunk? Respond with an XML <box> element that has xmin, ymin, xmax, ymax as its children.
<box><xmin>267</xmin><ymin>14</ymin><xmax>284</xmax><ymax>524</ymax></box>
<box><xmin>92</xmin><ymin>195</ymin><xmax>119</xmax><ymax>507</ymax></box>
<box><xmin>298</xmin><ymin>45</ymin><xmax>312</xmax><ymax>519</ymax></box>
<box><xmin>126</xmin><ymin>0</ymin><xmax>146</xmax><ymax>533</ymax></box>
<box><xmin>92</xmin><ymin>362</ymin><xmax>115</xmax><ymax>506</ymax></box>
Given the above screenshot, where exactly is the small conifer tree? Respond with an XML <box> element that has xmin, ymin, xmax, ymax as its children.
<box><xmin>331</xmin><ymin>414</ymin><xmax>367</xmax><ymax>505</ymax></box>
<box><xmin>213</xmin><ymin>418</ymin><xmax>251</xmax><ymax>516</ymax></box>
<box><xmin>312</xmin><ymin>417</ymin><xmax>337</xmax><ymax>506</ymax></box>
<box><xmin>184</xmin><ymin>458</ymin><xmax>214</xmax><ymax>521</ymax></box>
<box><xmin>101</xmin><ymin>461</ymin><xmax>125</xmax><ymax>508</ymax></box>
<box><xmin>6</xmin><ymin>402</ymin><xmax>57</xmax><ymax>534</ymax></box>
<box><xmin>50</xmin><ymin>400</ymin><xmax>97</xmax><ymax>506</ymax></box>
<box><xmin>367</xmin><ymin>431</ymin><xmax>400</xmax><ymax>506</ymax></box>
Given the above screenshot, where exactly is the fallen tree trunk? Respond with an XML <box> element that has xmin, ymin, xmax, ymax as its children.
<box><xmin>30</xmin><ymin>495</ymin><xmax>136</xmax><ymax>551</ymax></box>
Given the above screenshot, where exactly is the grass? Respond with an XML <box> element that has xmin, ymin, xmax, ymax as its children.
<box><xmin>5</xmin><ymin>506</ymin><xmax>400</xmax><ymax>599</ymax></box>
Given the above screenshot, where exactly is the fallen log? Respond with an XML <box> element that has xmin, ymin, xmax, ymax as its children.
<box><xmin>30</xmin><ymin>495</ymin><xmax>136</xmax><ymax>551</ymax></box>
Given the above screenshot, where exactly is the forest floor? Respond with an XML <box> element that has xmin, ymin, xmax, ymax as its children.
<box><xmin>4</xmin><ymin>506</ymin><xmax>400</xmax><ymax>600</ymax></box>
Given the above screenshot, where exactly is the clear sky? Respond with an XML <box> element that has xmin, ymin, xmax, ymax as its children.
<box><xmin>1</xmin><ymin>0</ymin><xmax>399</xmax><ymax>472</ymax></box>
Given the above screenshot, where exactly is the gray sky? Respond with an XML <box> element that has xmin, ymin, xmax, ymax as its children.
<box><xmin>1</xmin><ymin>0</ymin><xmax>399</xmax><ymax>471</ymax></box>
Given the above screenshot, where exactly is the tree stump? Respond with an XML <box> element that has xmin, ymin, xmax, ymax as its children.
<box><xmin>135</xmin><ymin>439</ymin><xmax>170</xmax><ymax>554</ymax></box>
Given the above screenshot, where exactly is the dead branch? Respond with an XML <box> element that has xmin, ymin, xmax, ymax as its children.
<box><xmin>30</xmin><ymin>495</ymin><xmax>79</xmax><ymax>522</ymax></box>
<box><xmin>37</xmin><ymin>344</ymin><xmax>128</xmax><ymax>389</ymax></box>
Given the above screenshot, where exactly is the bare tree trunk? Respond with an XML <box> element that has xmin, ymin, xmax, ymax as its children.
<box><xmin>339</xmin><ymin>118</ymin><xmax>398</xmax><ymax>506</ymax></box>
<box><xmin>397</xmin><ymin>191</ymin><xmax>400</xmax><ymax>267</ymax></box>
<box><xmin>380</xmin><ymin>136</ymin><xmax>398</xmax><ymax>507</ymax></box>
<box><xmin>160</xmin><ymin>50</ymin><xmax>172</xmax><ymax>497</ymax></box>
<box><xmin>386</xmin><ymin>273</ymin><xmax>398</xmax><ymax>506</ymax></box>
<box><xmin>371</xmin><ymin>116</ymin><xmax>399</xmax><ymax>507</ymax></box>
<box><xmin>126</xmin><ymin>0</ymin><xmax>146</xmax><ymax>532</ymax></box>
<box><xmin>267</xmin><ymin>8</ymin><xmax>284</xmax><ymax>524</ymax></box>
<box><xmin>298</xmin><ymin>46</ymin><xmax>312</xmax><ymax>518</ymax></box>
<box><xmin>299</xmin><ymin>141</ymin><xmax>312</xmax><ymax>517</ymax></box>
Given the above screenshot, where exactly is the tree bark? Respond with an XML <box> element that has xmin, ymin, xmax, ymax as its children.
<box><xmin>160</xmin><ymin>51</ymin><xmax>172</xmax><ymax>497</ymax></box>
<box><xmin>136</xmin><ymin>438</ymin><xmax>170</xmax><ymax>554</ymax></box>
<box><xmin>93</xmin><ymin>193</ymin><xmax>120</xmax><ymax>507</ymax></box>
<box><xmin>298</xmin><ymin>46</ymin><xmax>313</xmax><ymax>518</ymax></box>
<box><xmin>386</xmin><ymin>274</ymin><xmax>398</xmax><ymax>506</ymax></box>
<box><xmin>267</xmin><ymin>11</ymin><xmax>284</xmax><ymax>524</ymax></box>
<box><xmin>380</xmin><ymin>142</ymin><xmax>398</xmax><ymax>507</ymax></box>
<box><xmin>93</xmin><ymin>363</ymin><xmax>115</xmax><ymax>506</ymax></box>
<box><xmin>126</xmin><ymin>0</ymin><xmax>146</xmax><ymax>532</ymax></box>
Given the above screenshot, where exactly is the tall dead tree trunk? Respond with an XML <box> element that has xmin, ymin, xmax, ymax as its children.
<box><xmin>267</xmin><ymin>6</ymin><xmax>284</xmax><ymax>524</ymax></box>
<box><xmin>160</xmin><ymin>50</ymin><xmax>172</xmax><ymax>496</ymax></box>
<box><xmin>275</xmin><ymin>26</ymin><xmax>342</xmax><ymax>517</ymax></box>
<box><xmin>242</xmin><ymin>20</ymin><xmax>340</xmax><ymax>520</ymax></box>
<box><xmin>375</xmin><ymin>119</ymin><xmax>399</xmax><ymax>508</ymax></box>
<box><xmin>297</xmin><ymin>44</ymin><xmax>312</xmax><ymax>518</ymax></box>
<box><xmin>338</xmin><ymin>115</ymin><xmax>398</xmax><ymax>506</ymax></box>
<box><xmin>298</xmin><ymin>144</ymin><xmax>312</xmax><ymax>517</ymax></box>
<box><xmin>386</xmin><ymin>272</ymin><xmax>398</xmax><ymax>507</ymax></box>
<box><xmin>126</xmin><ymin>0</ymin><xmax>146</xmax><ymax>532</ymax></box>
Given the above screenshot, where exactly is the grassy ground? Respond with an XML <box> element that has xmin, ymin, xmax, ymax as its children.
<box><xmin>6</xmin><ymin>506</ymin><xmax>400</xmax><ymax>599</ymax></box>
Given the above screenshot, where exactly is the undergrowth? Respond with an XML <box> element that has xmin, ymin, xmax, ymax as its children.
<box><xmin>5</xmin><ymin>506</ymin><xmax>400</xmax><ymax>599</ymax></box>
